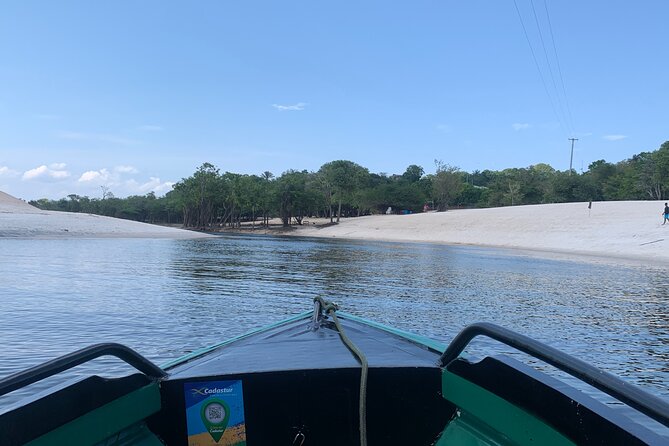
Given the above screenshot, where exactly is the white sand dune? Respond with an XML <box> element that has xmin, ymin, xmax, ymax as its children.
<box><xmin>4</xmin><ymin>190</ymin><xmax>667</xmax><ymax>262</ymax></box>
<box><xmin>0</xmin><ymin>191</ymin><xmax>211</xmax><ymax>239</ymax></box>
<box><xmin>295</xmin><ymin>201</ymin><xmax>669</xmax><ymax>264</ymax></box>
<box><xmin>0</xmin><ymin>191</ymin><xmax>43</xmax><ymax>213</ymax></box>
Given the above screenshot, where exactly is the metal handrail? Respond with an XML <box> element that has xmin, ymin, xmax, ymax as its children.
<box><xmin>439</xmin><ymin>322</ymin><xmax>669</xmax><ymax>428</ymax></box>
<box><xmin>0</xmin><ymin>343</ymin><xmax>167</xmax><ymax>397</ymax></box>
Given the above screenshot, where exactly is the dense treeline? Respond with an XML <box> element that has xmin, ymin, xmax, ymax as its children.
<box><xmin>31</xmin><ymin>141</ymin><xmax>669</xmax><ymax>229</ymax></box>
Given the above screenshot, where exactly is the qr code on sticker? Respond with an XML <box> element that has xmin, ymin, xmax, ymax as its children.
<box><xmin>206</xmin><ymin>403</ymin><xmax>225</xmax><ymax>423</ymax></box>
<box><xmin>208</xmin><ymin>406</ymin><xmax>222</xmax><ymax>419</ymax></box>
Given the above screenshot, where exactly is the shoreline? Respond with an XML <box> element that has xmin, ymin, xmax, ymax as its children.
<box><xmin>216</xmin><ymin>226</ymin><xmax>664</xmax><ymax>268</ymax></box>
<box><xmin>0</xmin><ymin>189</ymin><xmax>211</xmax><ymax>239</ymax></box>
<box><xmin>0</xmin><ymin>212</ymin><xmax>213</xmax><ymax>239</ymax></box>
<box><xmin>3</xmin><ymin>190</ymin><xmax>668</xmax><ymax>266</ymax></box>
<box><xmin>210</xmin><ymin>201</ymin><xmax>669</xmax><ymax>267</ymax></box>
<box><xmin>302</xmin><ymin>234</ymin><xmax>666</xmax><ymax>267</ymax></box>
<box><xmin>0</xmin><ymin>205</ymin><xmax>212</xmax><ymax>241</ymax></box>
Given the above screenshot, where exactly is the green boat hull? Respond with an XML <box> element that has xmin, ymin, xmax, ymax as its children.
<box><xmin>2</xmin><ymin>305</ymin><xmax>667</xmax><ymax>445</ymax></box>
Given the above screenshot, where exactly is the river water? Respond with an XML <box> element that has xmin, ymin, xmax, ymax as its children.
<box><xmin>1</xmin><ymin>234</ymin><xmax>668</xmax><ymax>426</ymax></box>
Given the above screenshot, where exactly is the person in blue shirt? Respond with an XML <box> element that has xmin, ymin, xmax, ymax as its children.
<box><xmin>663</xmin><ymin>203</ymin><xmax>669</xmax><ymax>225</ymax></box>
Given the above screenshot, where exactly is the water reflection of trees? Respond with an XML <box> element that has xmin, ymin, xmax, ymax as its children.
<box><xmin>303</xmin><ymin>240</ymin><xmax>462</xmax><ymax>300</ymax></box>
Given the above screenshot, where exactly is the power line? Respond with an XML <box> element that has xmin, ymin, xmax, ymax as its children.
<box><xmin>542</xmin><ymin>0</ymin><xmax>576</xmax><ymax>135</ymax></box>
<box><xmin>512</xmin><ymin>0</ymin><xmax>568</xmax><ymax>138</ymax></box>
<box><xmin>529</xmin><ymin>0</ymin><xmax>572</xmax><ymax>136</ymax></box>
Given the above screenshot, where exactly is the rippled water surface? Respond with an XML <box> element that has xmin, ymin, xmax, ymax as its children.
<box><xmin>1</xmin><ymin>235</ymin><xmax>669</xmax><ymax>416</ymax></box>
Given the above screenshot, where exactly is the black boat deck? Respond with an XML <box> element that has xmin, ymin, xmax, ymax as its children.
<box><xmin>168</xmin><ymin>314</ymin><xmax>441</xmax><ymax>378</ymax></box>
<box><xmin>153</xmin><ymin>312</ymin><xmax>453</xmax><ymax>445</ymax></box>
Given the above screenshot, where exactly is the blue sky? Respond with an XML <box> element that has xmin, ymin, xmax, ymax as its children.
<box><xmin>1</xmin><ymin>1</ymin><xmax>667</xmax><ymax>200</ymax></box>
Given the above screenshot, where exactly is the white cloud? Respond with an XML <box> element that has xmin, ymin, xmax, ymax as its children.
<box><xmin>144</xmin><ymin>178</ymin><xmax>174</xmax><ymax>195</ymax></box>
<box><xmin>78</xmin><ymin>165</ymin><xmax>144</xmax><ymax>193</ymax></box>
<box><xmin>603</xmin><ymin>134</ymin><xmax>627</xmax><ymax>141</ymax></box>
<box><xmin>115</xmin><ymin>165</ymin><xmax>139</xmax><ymax>174</ymax></box>
<box><xmin>22</xmin><ymin>166</ymin><xmax>49</xmax><ymax>180</ymax></box>
<box><xmin>0</xmin><ymin>166</ymin><xmax>20</xmax><ymax>177</ymax></box>
<box><xmin>22</xmin><ymin>165</ymin><xmax>71</xmax><ymax>181</ymax></box>
<box><xmin>512</xmin><ymin>123</ymin><xmax>531</xmax><ymax>131</ymax></box>
<box><xmin>78</xmin><ymin>171</ymin><xmax>99</xmax><ymax>182</ymax></box>
<box><xmin>137</xmin><ymin>125</ymin><xmax>163</xmax><ymax>132</ymax></box>
<box><xmin>78</xmin><ymin>168</ymin><xmax>112</xmax><ymax>183</ymax></box>
<box><xmin>272</xmin><ymin>102</ymin><xmax>307</xmax><ymax>111</ymax></box>
<box><xmin>125</xmin><ymin>177</ymin><xmax>174</xmax><ymax>195</ymax></box>
<box><xmin>76</xmin><ymin>167</ymin><xmax>172</xmax><ymax>195</ymax></box>
<box><xmin>50</xmin><ymin>170</ymin><xmax>70</xmax><ymax>179</ymax></box>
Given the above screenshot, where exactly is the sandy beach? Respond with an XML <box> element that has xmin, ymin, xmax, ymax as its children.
<box><xmin>3</xmin><ymin>190</ymin><xmax>668</xmax><ymax>263</ymax></box>
<box><xmin>292</xmin><ymin>201</ymin><xmax>669</xmax><ymax>264</ymax></box>
<box><xmin>0</xmin><ymin>191</ymin><xmax>211</xmax><ymax>239</ymax></box>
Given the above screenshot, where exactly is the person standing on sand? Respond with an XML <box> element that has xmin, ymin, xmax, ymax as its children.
<box><xmin>663</xmin><ymin>203</ymin><xmax>669</xmax><ymax>225</ymax></box>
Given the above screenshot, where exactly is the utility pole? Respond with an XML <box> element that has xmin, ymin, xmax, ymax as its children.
<box><xmin>568</xmin><ymin>138</ymin><xmax>578</xmax><ymax>174</ymax></box>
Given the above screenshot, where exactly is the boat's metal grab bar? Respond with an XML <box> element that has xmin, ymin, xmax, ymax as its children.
<box><xmin>439</xmin><ymin>322</ymin><xmax>669</xmax><ymax>428</ymax></box>
<box><xmin>0</xmin><ymin>343</ymin><xmax>167</xmax><ymax>397</ymax></box>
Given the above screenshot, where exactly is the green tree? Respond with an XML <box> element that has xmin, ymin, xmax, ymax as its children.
<box><xmin>275</xmin><ymin>170</ymin><xmax>320</xmax><ymax>226</ymax></box>
<box><xmin>260</xmin><ymin>171</ymin><xmax>275</xmax><ymax>226</ymax></box>
<box><xmin>172</xmin><ymin>162</ymin><xmax>221</xmax><ymax>228</ymax></box>
<box><xmin>432</xmin><ymin>160</ymin><xmax>463</xmax><ymax>210</ymax></box>
<box><xmin>318</xmin><ymin>160</ymin><xmax>369</xmax><ymax>222</ymax></box>
<box><xmin>402</xmin><ymin>165</ymin><xmax>424</xmax><ymax>183</ymax></box>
